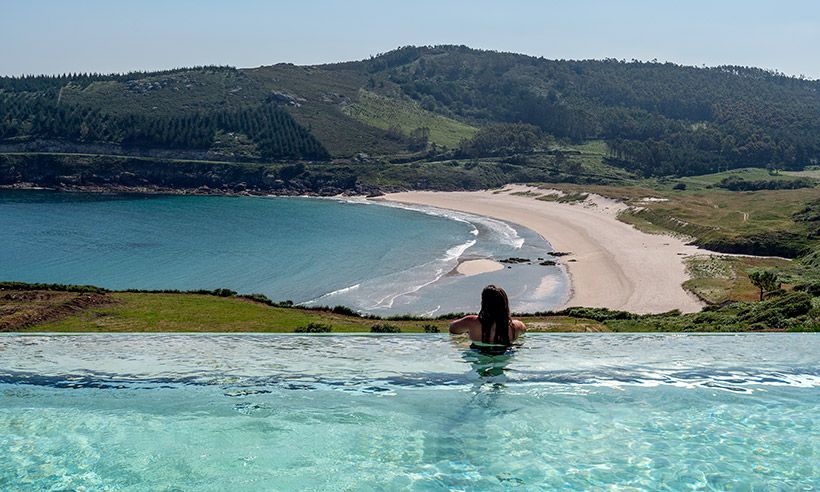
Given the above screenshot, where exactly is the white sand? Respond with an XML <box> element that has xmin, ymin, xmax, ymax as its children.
<box><xmin>382</xmin><ymin>185</ymin><xmax>708</xmax><ymax>314</ymax></box>
<box><xmin>456</xmin><ymin>259</ymin><xmax>505</xmax><ymax>276</ymax></box>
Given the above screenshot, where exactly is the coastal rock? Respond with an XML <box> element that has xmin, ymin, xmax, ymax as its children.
<box><xmin>117</xmin><ymin>172</ymin><xmax>148</xmax><ymax>186</ymax></box>
<box><xmin>499</xmin><ymin>257</ymin><xmax>530</xmax><ymax>264</ymax></box>
<box><xmin>57</xmin><ymin>174</ymin><xmax>82</xmax><ymax>185</ymax></box>
<box><xmin>0</xmin><ymin>153</ymin><xmax>375</xmax><ymax>197</ymax></box>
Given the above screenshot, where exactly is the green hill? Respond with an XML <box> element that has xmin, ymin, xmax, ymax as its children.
<box><xmin>341</xmin><ymin>89</ymin><xmax>477</xmax><ymax>149</ymax></box>
<box><xmin>2</xmin><ymin>45</ymin><xmax>819</xmax><ymax>179</ymax></box>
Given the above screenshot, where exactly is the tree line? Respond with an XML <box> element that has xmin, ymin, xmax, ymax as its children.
<box><xmin>0</xmin><ymin>66</ymin><xmax>236</xmax><ymax>92</ymax></box>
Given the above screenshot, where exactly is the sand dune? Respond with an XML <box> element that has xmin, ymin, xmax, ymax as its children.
<box><xmin>382</xmin><ymin>185</ymin><xmax>707</xmax><ymax>314</ymax></box>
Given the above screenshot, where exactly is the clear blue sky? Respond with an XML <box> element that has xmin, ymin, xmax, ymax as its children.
<box><xmin>2</xmin><ymin>0</ymin><xmax>819</xmax><ymax>78</ymax></box>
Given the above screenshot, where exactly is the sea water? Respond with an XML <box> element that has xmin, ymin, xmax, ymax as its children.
<box><xmin>0</xmin><ymin>190</ymin><xmax>568</xmax><ymax>315</ymax></box>
<box><xmin>0</xmin><ymin>333</ymin><xmax>817</xmax><ymax>490</ymax></box>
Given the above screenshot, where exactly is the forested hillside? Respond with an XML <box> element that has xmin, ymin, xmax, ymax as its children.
<box><xmin>0</xmin><ymin>67</ymin><xmax>328</xmax><ymax>161</ymax></box>
<box><xmin>1</xmin><ymin>45</ymin><xmax>819</xmax><ymax>178</ymax></box>
<box><xmin>341</xmin><ymin>46</ymin><xmax>820</xmax><ymax>175</ymax></box>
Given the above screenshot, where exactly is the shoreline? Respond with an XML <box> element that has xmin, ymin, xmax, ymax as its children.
<box><xmin>0</xmin><ymin>182</ymin><xmax>347</xmax><ymax>198</ymax></box>
<box><xmin>381</xmin><ymin>185</ymin><xmax>709</xmax><ymax>314</ymax></box>
<box><xmin>3</xmin><ymin>184</ymin><xmax>736</xmax><ymax>314</ymax></box>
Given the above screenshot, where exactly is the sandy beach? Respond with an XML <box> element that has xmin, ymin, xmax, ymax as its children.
<box><xmin>383</xmin><ymin>185</ymin><xmax>708</xmax><ymax>314</ymax></box>
<box><xmin>455</xmin><ymin>259</ymin><xmax>505</xmax><ymax>276</ymax></box>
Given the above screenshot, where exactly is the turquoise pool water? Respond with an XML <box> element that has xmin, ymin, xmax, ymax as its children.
<box><xmin>1</xmin><ymin>334</ymin><xmax>817</xmax><ymax>490</ymax></box>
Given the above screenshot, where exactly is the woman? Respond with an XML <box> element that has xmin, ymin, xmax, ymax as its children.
<box><xmin>449</xmin><ymin>285</ymin><xmax>526</xmax><ymax>347</ymax></box>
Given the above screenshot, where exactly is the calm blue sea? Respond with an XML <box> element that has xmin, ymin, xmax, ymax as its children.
<box><xmin>0</xmin><ymin>190</ymin><xmax>568</xmax><ymax>315</ymax></box>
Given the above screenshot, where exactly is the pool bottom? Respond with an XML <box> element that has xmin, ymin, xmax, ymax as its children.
<box><xmin>2</xmin><ymin>382</ymin><xmax>816</xmax><ymax>490</ymax></box>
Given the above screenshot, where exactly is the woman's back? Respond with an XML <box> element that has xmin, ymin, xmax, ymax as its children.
<box><xmin>450</xmin><ymin>314</ymin><xmax>526</xmax><ymax>345</ymax></box>
<box><xmin>449</xmin><ymin>285</ymin><xmax>525</xmax><ymax>346</ymax></box>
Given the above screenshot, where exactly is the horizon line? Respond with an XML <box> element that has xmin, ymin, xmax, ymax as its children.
<box><xmin>1</xmin><ymin>45</ymin><xmax>817</xmax><ymax>82</ymax></box>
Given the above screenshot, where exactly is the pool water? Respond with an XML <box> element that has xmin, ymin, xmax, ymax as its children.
<box><xmin>1</xmin><ymin>334</ymin><xmax>817</xmax><ymax>490</ymax></box>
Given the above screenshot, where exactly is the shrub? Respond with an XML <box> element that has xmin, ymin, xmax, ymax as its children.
<box><xmin>436</xmin><ymin>312</ymin><xmax>468</xmax><ymax>320</ymax></box>
<box><xmin>240</xmin><ymin>293</ymin><xmax>275</xmax><ymax>305</ymax></box>
<box><xmin>717</xmin><ymin>176</ymin><xmax>816</xmax><ymax>191</ymax></box>
<box><xmin>387</xmin><ymin>314</ymin><xmax>427</xmax><ymax>321</ymax></box>
<box><xmin>0</xmin><ymin>281</ymin><xmax>108</xmax><ymax>294</ymax></box>
<box><xmin>794</xmin><ymin>282</ymin><xmax>820</xmax><ymax>297</ymax></box>
<box><xmin>747</xmin><ymin>269</ymin><xmax>780</xmax><ymax>301</ymax></box>
<box><xmin>422</xmin><ymin>324</ymin><xmax>440</xmax><ymax>333</ymax></box>
<box><xmin>212</xmin><ymin>288</ymin><xmax>238</xmax><ymax>297</ymax></box>
<box><xmin>331</xmin><ymin>305</ymin><xmax>359</xmax><ymax>316</ymax></box>
<box><xmin>370</xmin><ymin>323</ymin><xmax>401</xmax><ymax>333</ymax></box>
<box><xmin>672</xmin><ymin>182</ymin><xmax>687</xmax><ymax>190</ymax></box>
<box><xmin>295</xmin><ymin>322</ymin><xmax>332</xmax><ymax>333</ymax></box>
<box><xmin>561</xmin><ymin>307</ymin><xmax>636</xmax><ymax>321</ymax></box>
<box><xmin>739</xmin><ymin>292</ymin><xmax>814</xmax><ymax>327</ymax></box>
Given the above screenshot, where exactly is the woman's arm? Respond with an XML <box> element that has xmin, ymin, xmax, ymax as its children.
<box><xmin>449</xmin><ymin>315</ymin><xmax>477</xmax><ymax>334</ymax></box>
<box><xmin>512</xmin><ymin>319</ymin><xmax>527</xmax><ymax>333</ymax></box>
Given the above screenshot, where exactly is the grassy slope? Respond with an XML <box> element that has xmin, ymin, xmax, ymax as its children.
<box><xmin>535</xmin><ymin>169</ymin><xmax>817</xmax><ymax>253</ymax></box>
<box><xmin>556</xmin><ymin>140</ymin><xmax>636</xmax><ymax>181</ymax></box>
<box><xmin>244</xmin><ymin>65</ymin><xmax>407</xmax><ymax>157</ymax></box>
<box><xmin>676</xmin><ymin>167</ymin><xmax>816</xmax><ymax>187</ymax></box>
<box><xmin>21</xmin><ymin>291</ymin><xmax>604</xmax><ymax>333</ymax></box>
<box><xmin>785</xmin><ymin>166</ymin><xmax>820</xmax><ymax>179</ymax></box>
<box><xmin>57</xmin><ymin>64</ymin><xmax>419</xmax><ymax>159</ymax></box>
<box><xmin>622</xmin><ymin>188</ymin><xmax>817</xmax><ymax>241</ymax></box>
<box><xmin>342</xmin><ymin>89</ymin><xmax>477</xmax><ymax>148</ymax></box>
<box><xmin>530</xmin><ymin>174</ymin><xmax>819</xmax><ymax>302</ymax></box>
<box><xmin>683</xmin><ymin>255</ymin><xmax>792</xmax><ymax>304</ymax></box>
<box><xmin>60</xmin><ymin>69</ymin><xmax>269</xmax><ymax>116</ymax></box>
<box><xmin>10</xmin><ymin>288</ymin><xmax>815</xmax><ymax>333</ymax></box>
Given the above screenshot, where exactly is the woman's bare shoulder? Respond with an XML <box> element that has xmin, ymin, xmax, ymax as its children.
<box><xmin>511</xmin><ymin>319</ymin><xmax>527</xmax><ymax>331</ymax></box>
<box><xmin>449</xmin><ymin>314</ymin><xmax>479</xmax><ymax>334</ymax></box>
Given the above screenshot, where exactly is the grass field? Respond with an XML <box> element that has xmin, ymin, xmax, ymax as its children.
<box><xmin>675</xmin><ymin>167</ymin><xmax>816</xmax><ymax>189</ymax></box>
<box><xmin>785</xmin><ymin>166</ymin><xmax>820</xmax><ymax>179</ymax></box>
<box><xmin>6</xmin><ymin>291</ymin><xmax>603</xmax><ymax>333</ymax></box>
<box><xmin>3</xmin><ymin>282</ymin><xmax>816</xmax><ymax>333</ymax></box>
<box><xmin>4</xmin><ymin>286</ymin><xmax>814</xmax><ymax>333</ymax></box>
<box><xmin>532</xmin><ymin>179</ymin><xmax>817</xmax><ymax>253</ymax></box>
<box><xmin>683</xmin><ymin>255</ymin><xmax>793</xmax><ymax>304</ymax></box>
<box><xmin>35</xmin><ymin>293</ymin><xmax>397</xmax><ymax>332</ymax></box>
<box><xmin>620</xmin><ymin>187</ymin><xmax>817</xmax><ymax>239</ymax></box>
<box><xmin>342</xmin><ymin>90</ymin><xmax>477</xmax><ymax>148</ymax></box>
<box><xmin>529</xmin><ymin>177</ymin><xmax>819</xmax><ymax>302</ymax></box>
<box><xmin>555</xmin><ymin>140</ymin><xmax>636</xmax><ymax>181</ymax></box>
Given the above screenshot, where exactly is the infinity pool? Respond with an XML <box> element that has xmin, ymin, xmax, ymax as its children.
<box><xmin>1</xmin><ymin>334</ymin><xmax>817</xmax><ymax>490</ymax></box>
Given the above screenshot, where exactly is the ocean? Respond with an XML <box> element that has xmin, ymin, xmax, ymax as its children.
<box><xmin>0</xmin><ymin>190</ymin><xmax>569</xmax><ymax>315</ymax></box>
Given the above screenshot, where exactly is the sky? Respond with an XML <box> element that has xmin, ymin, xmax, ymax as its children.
<box><xmin>2</xmin><ymin>0</ymin><xmax>819</xmax><ymax>78</ymax></box>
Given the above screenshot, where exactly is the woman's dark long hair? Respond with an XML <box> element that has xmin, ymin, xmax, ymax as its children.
<box><xmin>478</xmin><ymin>285</ymin><xmax>512</xmax><ymax>346</ymax></box>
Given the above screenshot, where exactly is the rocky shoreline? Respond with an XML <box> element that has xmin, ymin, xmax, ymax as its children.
<box><xmin>0</xmin><ymin>152</ymin><xmax>398</xmax><ymax>197</ymax></box>
<box><xmin>0</xmin><ymin>181</ymin><xmax>381</xmax><ymax>198</ymax></box>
